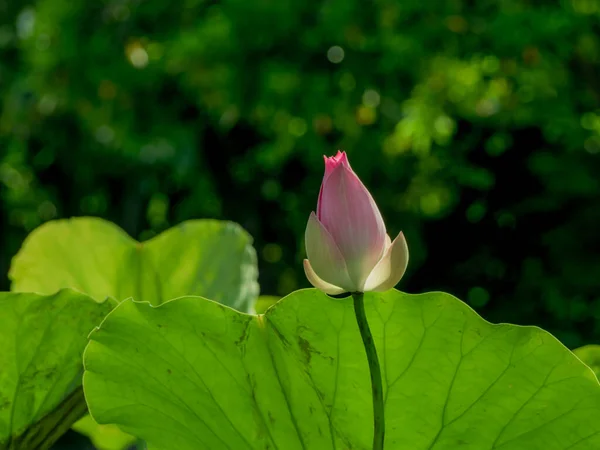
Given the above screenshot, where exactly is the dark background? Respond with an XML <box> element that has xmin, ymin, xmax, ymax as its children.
<box><xmin>2</xmin><ymin>0</ymin><xmax>600</xmax><ymax>355</ymax></box>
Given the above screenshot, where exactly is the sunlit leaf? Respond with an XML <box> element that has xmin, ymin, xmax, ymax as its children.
<box><xmin>9</xmin><ymin>217</ymin><xmax>259</xmax><ymax>311</ymax></box>
<box><xmin>9</xmin><ymin>217</ymin><xmax>259</xmax><ymax>449</ymax></box>
<box><xmin>71</xmin><ymin>415</ymin><xmax>138</xmax><ymax>450</ymax></box>
<box><xmin>83</xmin><ymin>289</ymin><xmax>600</xmax><ymax>449</ymax></box>
<box><xmin>0</xmin><ymin>290</ymin><xmax>115</xmax><ymax>450</ymax></box>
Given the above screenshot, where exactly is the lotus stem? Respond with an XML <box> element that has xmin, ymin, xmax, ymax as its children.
<box><xmin>352</xmin><ymin>292</ymin><xmax>385</xmax><ymax>450</ymax></box>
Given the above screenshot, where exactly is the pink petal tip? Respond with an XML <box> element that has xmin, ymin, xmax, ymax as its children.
<box><xmin>323</xmin><ymin>150</ymin><xmax>349</xmax><ymax>175</ymax></box>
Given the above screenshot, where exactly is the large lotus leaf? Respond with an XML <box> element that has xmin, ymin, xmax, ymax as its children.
<box><xmin>83</xmin><ymin>289</ymin><xmax>600</xmax><ymax>450</ymax></box>
<box><xmin>0</xmin><ymin>290</ymin><xmax>115</xmax><ymax>450</ymax></box>
<box><xmin>9</xmin><ymin>217</ymin><xmax>259</xmax><ymax>311</ymax></box>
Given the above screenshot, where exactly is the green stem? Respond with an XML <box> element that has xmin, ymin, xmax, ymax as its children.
<box><xmin>352</xmin><ymin>292</ymin><xmax>385</xmax><ymax>450</ymax></box>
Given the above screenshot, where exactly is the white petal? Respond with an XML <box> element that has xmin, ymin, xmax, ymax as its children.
<box><xmin>305</xmin><ymin>212</ymin><xmax>354</xmax><ymax>291</ymax></box>
<box><xmin>363</xmin><ymin>231</ymin><xmax>409</xmax><ymax>292</ymax></box>
<box><xmin>384</xmin><ymin>234</ymin><xmax>392</xmax><ymax>250</ymax></box>
<box><xmin>303</xmin><ymin>260</ymin><xmax>346</xmax><ymax>295</ymax></box>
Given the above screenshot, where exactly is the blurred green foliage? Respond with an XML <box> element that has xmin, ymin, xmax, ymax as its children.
<box><xmin>1</xmin><ymin>0</ymin><xmax>600</xmax><ymax>355</ymax></box>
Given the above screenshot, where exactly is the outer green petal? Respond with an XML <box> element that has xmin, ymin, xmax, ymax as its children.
<box><xmin>363</xmin><ymin>231</ymin><xmax>409</xmax><ymax>292</ymax></box>
<box><xmin>303</xmin><ymin>259</ymin><xmax>346</xmax><ymax>295</ymax></box>
<box><xmin>305</xmin><ymin>212</ymin><xmax>354</xmax><ymax>291</ymax></box>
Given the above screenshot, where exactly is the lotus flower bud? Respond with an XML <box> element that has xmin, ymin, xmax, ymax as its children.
<box><xmin>304</xmin><ymin>151</ymin><xmax>409</xmax><ymax>294</ymax></box>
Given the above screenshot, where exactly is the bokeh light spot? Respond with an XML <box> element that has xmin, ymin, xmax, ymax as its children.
<box><xmin>468</xmin><ymin>287</ymin><xmax>490</xmax><ymax>308</ymax></box>
<box><xmin>288</xmin><ymin>117</ymin><xmax>307</xmax><ymax>137</ymax></box>
<box><xmin>128</xmin><ymin>45</ymin><xmax>149</xmax><ymax>69</ymax></box>
<box><xmin>485</xmin><ymin>132</ymin><xmax>512</xmax><ymax>156</ymax></box>
<box><xmin>571</xmin><ymin>0</ymin><xmax>598</xmax><ymax>15</ymax></box>
<box><xmin>327</xmin><ymin>46</ymin><xmax>345</xmax><ymax>64</ymax></box>
<box><xmin>434</xmin><ymin>115</ymin><xmax>454</xmax><ymax>137</ymax></box>
<box><xmin>38</xmin><ymin>95</ymin><xmax>57</xmax><ymax>115</ymax></box>
<box><xmin>584</xmin><ymin>136</ymin><xmax>600</xmax><ymax>154</ymax></box>
<box><xmin>497</xmin><ymin>211</ymin><xmax>516</xmax><ymax>229</ymax></box>
<box><xmin>95</xmin><ymin>126</ymin><xmax>114</xmax><ymax>145</ymax></box>
<box><xmin>356</xmin><ymin>106</ymin><xmax>376</xmax><ymax>125</ymax></box>
<box><xmin>261</xmin><ymin>179</ymin><xmax>281</xmax><ymax>200</ymax></box>
<box><xmin>147</xmin><ymin>194</ymin><xmax>169</xmax><ymax>228</ymax></box>
<box><xmin>482</xmin><ymin>56</ymin><xmax>500</xmax><ymax>74</ymax></box>
<box><xmin>363</xmin><ymin>89</ymin><xmax>381</xmax><ymax>108</ymax></box>
<box><xmin>466</xmin><ymin>201</ymin><xmax>486</xmax><ymax>223</ymax></box>
<box><xmin>98</xmin><ymin>80</ymin><xmax>117</xmax><ymax>100</ymax></box>
<box><xmin>16</xmin><ymin>8</ymin><xmax>35</xmax><ymax>40</ymax></box>
<box><xmin>313</xmin><ymin>115</ymin><xmax>333</xmax><ymax>135</ymax></box>
<box><xmin>263</xmin><ymin>243</ymin><xmax>282</xmax><ymax>263</ymax></box>
<box><xmin>37</xmin><ymin>201</ymin><xmax>57</xmax><ymax>221</ymax></box>
<box><xmin>446</xmin><ymin>15</ymin><xmax>468</xmax><ymax>33</ymax></box>
<box><xmin>339</xmin><ymin>72</ymin><xmax>356</xmax><ymax>91</ymax></box>
<box><xmin>580</xmin><ymin>112</ymin><xmax>599</xmax><ymax>130</ymax></box>
<box><xmin>420</xmin><ymin>192</ymin><xmax>442</xmax><ymax>216</ymax></box>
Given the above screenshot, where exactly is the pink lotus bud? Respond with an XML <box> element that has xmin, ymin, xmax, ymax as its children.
<box><xmin>304</xmin><ymin>151</ymin><xmax>409</xmax><ymax>294</ymax></box>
